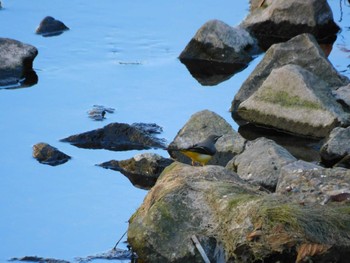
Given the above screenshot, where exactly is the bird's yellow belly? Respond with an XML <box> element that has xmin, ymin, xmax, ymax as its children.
<box><xmin>180</xmin><ymin>150</ymin><xmax>212</xmax><ymax>165</ymax></box>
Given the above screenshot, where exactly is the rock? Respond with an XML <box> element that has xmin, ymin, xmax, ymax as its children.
<box><xmin>241</xmin><ymin>0</ymin><xmax>340</xmax><ymax>50</ymax></box>
<box><xmin>332</xmin><ymin>84</ymin><xmax>350</xmax><ymax>110</ymax></box>
<box><xmin>98</xmin><ymin>153</ymin><xmax>174</xmax><ymax>190</ymax></box>
<box><xmin>167</xmin><ymin>110</ymin><xmax>246</xmax><ymax>166</ymax></box>
<box><xmin>36</xmin><ymin>16</ymin><xmax>69</xmax><ymax>37</ymax></box>
<box><xmin>226</xmin><ymin>137</ymin><xmax>297</xmax><ymax>191</ymax></box>
<box><xmin>236</xmin><ymin>64</ymin><xmax>350</xmax><ymax>138</ymax></box>
<box><xmin>231</xmin><ymin>34</ymin><xmax>349</xmax><ymax>115</ymax></box>
<box><xmin>320</xmin><ymin>127</ymin><xmax>350</xmax><ymax>167</ymax></box>
<box><xmin>60</xmin><ymin>122</ymin><xmax>166</xmax><ymax>151</ymax></box>
<box><xmin>32</xmin><ymin>143</ymin><xmax>71</xmax><ymax>166</ymax></box>
<box><xmin>276</xmin><ymin>160</ymin><xmax>350</xmax><ymax>205</ymax></box>
<box><xmin>87</xmin><ymin>105</ymin><xmax>115</xmax><ymax>121</ymax></box>
<box><xmin>128</xmin><ymin>162</ymin><xmax>350</xmax><ymax>262</ymax></box>
<box><xmin>179</xmin><ymin>19</ymin><xmax>259</xmax><ymax>86</ymax></box>
<box><xmin>0</xmin><ymin>38</ymin><xmax>38</xmax><ymax>87</ymax></box>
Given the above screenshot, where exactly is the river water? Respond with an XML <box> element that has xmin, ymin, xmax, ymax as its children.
<box><xmin>0</xmin><ymin>1</ymin><xmax>349</xmax><ymax>262</ymax></box>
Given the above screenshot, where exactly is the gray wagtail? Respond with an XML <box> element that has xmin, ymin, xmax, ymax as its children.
<box><xmin>168</xmin><ymin>134</ymin><xmax>222</xmax><ymax>166</ymax></box>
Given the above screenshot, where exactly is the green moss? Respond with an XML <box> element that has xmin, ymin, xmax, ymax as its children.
<box><xmin>258</xmin><ymin>89</ymin><xmax>322</xmax><ymax>110</ymax></box>
<box><xmin>227</xmin><ymin>194</ymin><xmax>259</xmax><ymax>210</ymax></box>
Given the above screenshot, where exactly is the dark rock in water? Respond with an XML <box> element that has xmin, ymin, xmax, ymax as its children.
<box><xmin>98</xmin><ymin>153</ymin><xmax>174</xmax><ymax>190</ymax></box>
<box><xmin>320</xmin><ymin>127</ymin><xmax>350</xmax><ymax>167</ymax></box>
<box><xmin>167</xmin><ymin>110</ymin><xmax>246</xmax><ymax>167</ymax></box>
<box><xmin>241</xmin><ymin>0</ymin><xmax>340</xmax><ymax>50</ymax></box>
<box><xmin>0</xmin><ymin>38</ymin><xmax>38</xmax><ymax>88</ymax></box>
<box><xmin>60</xmin><ymin>122</ymin><xmax>166</xmax><ymax>151</ymax></box>
<box><xmin>131</xmin><ymin>122</ymin><xmax>163</xmax><ymax>134</ymax></box>
<box><xmin>87</xmin><ymin>105</ymin><xmax>115</xmax><ymax>121</ymax></box>
<box><xmin>75</xmin><ymin>248</ymin><xmax>135</xmax><ymax>262</ymax></box>
<box><xmin>179</xmin><ymin>19</ymin><xmax>259</xmax><ymax>86</ymax></box>
<box><xmin>226</xmin><ymin>137</ymin><xmax>296</xmax><ymax>191</ymax></box>
<box><xmin>9</xmin><ymin>256</ymin><xmax>70</xmax><ymax>263</ymax></box>
<box><xmin>36</xmin><ymin>16</ymin><xmax>69</xmax><ymax>37</ymax></box>
<box><xmin>32</xmin><ymin>143</ymin><xmax>71</xmax><ymax>166</ymax></box>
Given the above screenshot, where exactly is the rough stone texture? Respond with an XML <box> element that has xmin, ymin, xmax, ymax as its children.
<box><xmin>226</xmin><ymin>137</ymin><xmax>296</xmax><ymax>191</ymax></box>
<box><xmin>276</xmin><ymin>160</ymin><xmax>350</xmax><ymax>205</ymax></box>
<box><xmin>60</xmin><ymin>122</ymin><xmax>166</xmax><ymax>151</ymax></box>
<box><xmin>33</xmin><ymin>142</ymin><xmax>71</xmax><ymax>166</ymax></box>
<box><xmin>241</xmin><ymin>0</ymin><xmax>339</xmax><ymax>50</ymax></box>
<box><xmin>332</xmin><ymin>84</ymin><xmax>350</xmax><ymax>110</ymax></box>
<box><xmin>320</xmin><ymin>127</ymin><xmax>350</xmax><ymax>167</ymax></box>
<box><xmin>231</xmin><ymin>34</ymin><xmax>349</xmax><ymax>115</ymax></box>
<box><xmin>179</xmin><ymin>19</ymin><xmax>259</xmax><ymax>85</ymax></box>
<box><xmin>98</xmin><ymin>153</ymin><xmax>174</xmax><ymax>190</ymax></box>
<box><xmin>167</xmin><ymin>110</ymin><xmax>246</xmax><ymax>166</ymax></box>
<box><xmin>236</xmin><ymin>64</ymin><xmax>349</xmax><ymax>138</ymax></box>
<box><xmin>0</xmin><ymin>38</ymin><xmax>38</xmax><ymax>87</ymax></box>
<box><xmin>128</xmin><ymin>162</ymin><xmax>350</xmax><ymax>263</ymax></box>
<box><xmin>36</xmin><ymin>16</ymin><xmax>69</xmax><ymax>37</ymax></box>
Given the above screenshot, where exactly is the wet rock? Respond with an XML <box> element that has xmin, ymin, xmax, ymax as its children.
<box><xmin>226</xmin><ymin>137</ymin><xmax>297</xmax><ymax>191</ymax></box>
<box><xmin>9</xmin><ymin>256</ymin><xmax>69</xmax><ymax>263</ymax></box>
<box><xmin>87</xmin><ymin>105</ymin><xmax>115</xmax><ymax>121</ymax></box>
<box><xmin>320</xmin><ymin>127</ymin><xmax>350</xmax><ymax>167</ymax></box>
<box><xmin>231</xmin><ymin>34</ymin><xmax>349</xmax><ymax>117</ymax></box>
<box><xmin>179</xmin><ymin>19</ymin><xmax>259</xmax><ymax>86</ymax></box>
<box><xmin>276</xmin><ymin>160</ymin><xmax>350</xmax><ymax>205</ymax></box>
<box><xmin>60</xmin><ymin>122</ymin><xmax>166</xmax><ymax>151</ymax></box>
<box><xmin>0</xmin><ymin>38</ymin><xmax>38</xmax><ymax>87</ymax></box>
<box><xmin>167</xmin><ymin>110</ymin><xmax>246</xmax><ymax>166</ymax></box>
<box><xmin>32</xmin><ymin>143</ymin><xmax>71</xmax><ymax>166</ymax></box>
<box><xmin>241</xmin><ymin>0</ymin><xmax>340</xmax><ymax>50</ymax></box>
<box><xmin>36</xmin><ymin>16</ymin><xmax>69</xmax><ymax>37</ymax></box>
<box><xmin>128</xmin><ymin>162</ymin><xmax>350</xmax><ymax>263</ymax></box>
<box><xmin>236</xmin><ymin>64</ymin><xmax>350</xmax><ymax>138</ymax></box>
<box><xmin>98</xmin><ymin>153</ymin><xmax>173</xmax><ymax>190</ymax></box>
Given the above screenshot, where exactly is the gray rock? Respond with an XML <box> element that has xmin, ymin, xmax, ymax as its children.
<box><xmin>332</xmin><ymin>84</ymin><xmax>350</xmax><ymax>110</ymax></box>
<box><xmin>321</xmin><ymin>127</ymin><xmax>350</xmax><ymax>166</ymax></box>
<box><xmin>36</xmin><ymin>16</ymin><xmax>69</xmax><ymax>37</ymax></box>
<box><xmin>276</xmin><ymin>160</ymin><xmax>350</xmax><ymax>205</ymax></box>
<box><xmin>33</xmin><ymin>143</ymin><xmax>71</xmax><ymax>166</ymax></box>
<box><xmin>236</xmin><ymin>64</ymin><xmax>350</xmax><ymax>137</ymax></box>
<box><xmin>0</xmin><ymin>38</ymin><xmax>38</xmax><ymax>87</ymax></box>
<box><xmin>87</xmin><ymin>105</ymin><xmax>115</xmax><ymax>121</ymax></box>
<box><xmin>226</xmin><ymin>137</ymin><xmax>297</xmax><ymax>191</ymax></box>
<box><xmin>231</xmin><ymin>34</ymin><xmax>349</xmax><ymax>115</ymax></box>
<box><xmin>241</xmin><ymin>0</ymin><xmax>339</xmax><ymax>50</ymax></box>
<box><xmin>128</xmin><ymin>162</ymin><xmax>350</xmax><ymax>263</ymax></box>
<box><xmin>60</xmin><ymin>122</ymin><xmax>166</xmax><ymax>151</ymax></box>
<box><xmin>167</xmin><ymin>110</ymin><xmax>246</xmax><ymax>166</ymax></box>
<box><xmin>179</xmin><ymin>19</ymin><xmax>259</xmax><ymax>86</ymax></box>
<box><xmin>98</xmin><ymin>153</ymin><xmax>173</xmax><ymax>190</ymax></box>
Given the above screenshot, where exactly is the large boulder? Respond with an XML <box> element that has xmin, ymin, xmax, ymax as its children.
<box><xmin>60</xmin><ymin>122</ymin><xmax>166</xmax><ymax>151</ymax></box>
<box><xmin>231</xmin><ymin>34</ymin><xmax>349</xmax><ymax>115</ymax></box>
<box><xmin>241</xmin><ymin>0</ymin><xmax>339</xmax><ymax>50</ymax></box>
<box><xmin>32</xmin><ymin>142</ymin><xmax>71</xmax><ymax>166</ymax></box>
<box><xmin>98</xmin><ymin>153</ymin><xmax>173</xmax><ymax>190</ymax></box>
<box><xmin>128</xmin><ymin>162</ymin><xmax>350</xmax><ymax>262</ymax></box>
<box><xmin>226</xmin><ymin>137</ymin><xmax>297</xmax><ymax>191</ymax></box>
<box><xmin>320</xmin><ymin>127</ymin><xmax>350</xmax><ymax>167</ymax></box>
<box><xmin>167</xmin><ymin>110</ymin><xmax>246</xmax><ymax>166</ymax></box>
<box><xmin>179</xmin><ymin>19</ymin><xmax>259</xmax><ymax>86</ymax></box>
<box><xmin>236</xmin><ymin>64</ymin><xmax>350</xmax><ymax>137</ymax></box>
<box><xmin>0</xmin><ymin>38</ymin><xmax>38</xmax><ymax>87</ymax></box>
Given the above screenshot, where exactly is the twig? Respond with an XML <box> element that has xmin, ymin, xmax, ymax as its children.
<box><xmin>191</xmin><ymin>235</ymin><xmax>211</xmax><ymax>263</ymax></box>
<box><xmin>113</xmin><ymin>230</ymin><xmax>127</xmax><ymax>250</ymax></box>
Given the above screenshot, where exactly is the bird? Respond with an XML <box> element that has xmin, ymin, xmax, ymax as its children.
<box><xmin>169</xmin><ymin>134</ymin><xmax>222</xmax><ymax>166</ymax></box>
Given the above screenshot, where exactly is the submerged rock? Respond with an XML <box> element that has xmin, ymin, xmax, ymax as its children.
<box><xmin>241</xmin><ymin>0</ymin><xmax>340</xmax><ymax>50</ymax></box>
<box><xmin>179</xmin><ymin>19</ymin><xmax>259</xmax><ymax>86</ymax></box>
<box><xmin>32</xmin><ymin>143</ymin><xmax>71</xmax><ymax>166</ymax></box>
<box><xmin>226</xmin><ymin>137</ymin><xmax>296</xmax><ymax>191</ymax></box>
<box><xmin>36</xmin><ymin>16</ymin><xmax>69</xmax><ymax>37</ymax></box>
<box><xmin>60</xmin><ymin>122</ymin><xmax>166</xmax><ymax>151</ymax></box>
<box><xmin>87</xmin><ymin>105</ymin><xmax>115</xmax><ymax>121</ymax></box>
<box><xmin>0</xmin><ymin>38</ymin><xmax>38</xmax><ymax>87</ymax></box>
<box><xmin>236</xmin><ymin>64</ymin><xmax>349</xmax><ymax>137</ymax></box>
<box><xmin>98</xmin><ymin>153</ymin><xmax>173</xmax><ymax>190</ymax></box>
<box><xmin>167</xmin><ymin>110</ymin><xmax>246</xmax><ymax>166</ymax></box>
<box><xmin>320</xmin><ymin>127</ymin><xmax>350</xmax><ymax>167</ymax></box>
<box><xmin>128</xmin><ymin>162</ymin><xmax>350</xmax><ymax>263</ymax></box>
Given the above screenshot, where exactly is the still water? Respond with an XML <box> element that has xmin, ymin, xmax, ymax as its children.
<box><xmin>0</xmin><ymin>0</ymin><xmax>349</xmax><ymax>262</ymax></box>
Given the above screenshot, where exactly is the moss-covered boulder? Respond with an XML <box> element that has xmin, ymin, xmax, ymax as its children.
<box><xmin>128</xmin><ymin>162</ymin><xmax>350</xmax><ymax>262</ymax></box>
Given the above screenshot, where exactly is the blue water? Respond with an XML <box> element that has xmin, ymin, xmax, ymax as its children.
<box><xmin>0</xmin><ymin>0</ymin><xmax>349</xmax><ymax>262</ymax></box>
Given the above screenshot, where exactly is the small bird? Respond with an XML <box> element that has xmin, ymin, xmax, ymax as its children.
<box><xmin>169</xmin><ymin>134</ymin><xmax>222</xmax><ymax>166</ymax></box>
